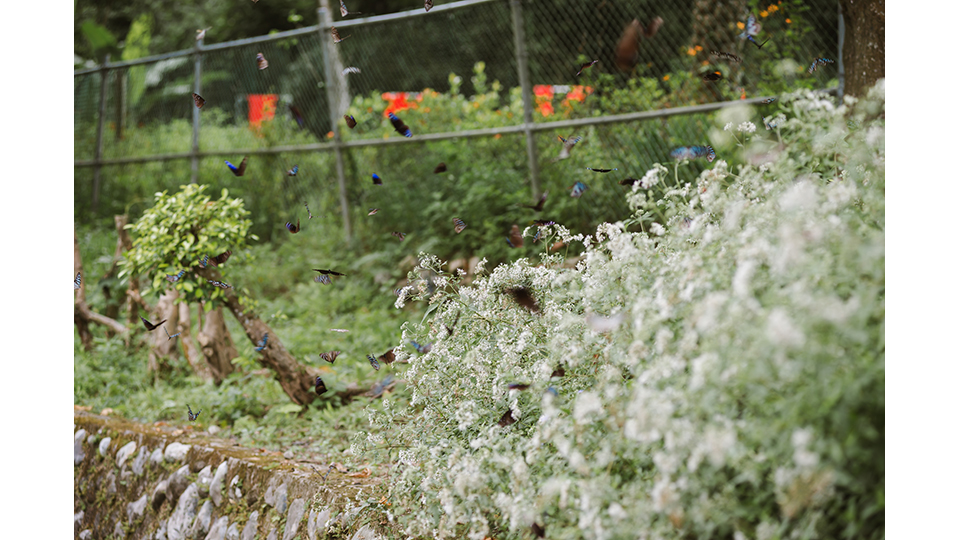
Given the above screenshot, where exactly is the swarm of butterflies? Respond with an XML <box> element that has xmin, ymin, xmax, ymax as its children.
<box><xmin>82</xmin><ymin>3</ymin><xmax>836</xmax><ymax>424</ymax></box>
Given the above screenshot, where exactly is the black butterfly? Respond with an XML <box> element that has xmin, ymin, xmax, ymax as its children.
<box><xmin>508</xmin><ymin>383</ymin><xmax>531</xmax><ymax>391</ymax></box>
<box><xmin>187</xmin><ymin>404</ymin><xmax>202</xmax><ymax>421</ymax></box>
<box><xmin>210</xmin><ymin>250</ymin><xmax>232</xmax><ymax>266</ymax></box>
<box><xmin>207</xmin><ymin>280</ymin><xmax>232</xmax><ymax>289</ymax></box>
<box><xmin>392</xmin><ymin>231</ymin><xmax>406</xmax><ymax>241</ymax></box>
<box><xmin>434</xmin><ymin>162</ymin><xmax>447</xmax><ymax>173</ymax></box>
<box><xmin>74</xmin><ymin>272</ymin><xmax>82</xmax><ymax>290</ymax></box>
<box><xmin>379</xmin><ymin>349</ymin><xmax>396</xmax><ymax>364</ymax></box>
<box><xmin>319</xmin><ymin>351</ymin><xmax>340</xmax><ymax>363</ymax></box>
<box><xmin>505</xmin><ymin>286</ymin><xmax>540</xmax><ymax>314</ymax></box>
<box><xmin>226</xmin><ymin>157</ymin><xmax>248</xmax><ymax>176</ymax></box>
<box><xmin>702</xmin><ymin>71</ymin><xmax>723</xmax><ymax>82</ymax></box>
<box><xmin>315</xmin><ymin>376</ymin><xmax>328</xmax><ymax>395</ymax></box>
<box><xmin>254</xmin><ymin>333</ymin><xmax>268</xmax><ymax>352</ymax></box>
<box><xmin>498</xmin><ymin>409</ymin><xmax>517</xmax><ymax>427</ymax></box>
<box><xmin>163</xmin><ymin>326</ymin><xmax>181</xmax><ymax>341</ymax></box>
<box><xmin>388</xmin><ymin>112</ymin><xmax>412</xmax><ymax>137</ymax></box>
<box><xmin>586</xmin><ymin>167</ymin><xmax>618</xmax><ymax>173</ymax></box>
<box><xmin>531</xmin><ymin>523</ymin><xmax>545</xmax><ymax>538</ymax></box>
<box><xmin>140</xmin><ymin>316</ymin><xmax>167</xmax><ymax>331</ymax></box>
<box><xmin>551</xmin><ymin>366</ymin><xmax>566</xmax><ymax>378</ymax></box>
<box><xmin>331</xmin><ymin>27</ymin><xmax>350</xmax><ymax>43</ymax></box>
<box><xmin>192</xmin><ymin>93</ymin><xmax>206</xmax><ymax>109</ymax></box>
<box><xmin>367</xmin><ymin>354</ymin><xmax>381</xmax><ymax>371</ymax></box>
<box><xmin>344</xmin><ymin>115</ymin><xmax>357</xmax><ymax>128</ymax></box>
<box><xmin>286</xmin><ymin>220</ymin><xmax>301</xmax><ymax>234</ymax></box>
<box><xmin>313</xmin><ymin>269</ymin><xmax>345</xmax><ymax>276</ymax></box>
<box><xmin>506</xmin><ymin>224</ymin><xmax>524</xmax><ymax>248</ymax></box>
<box><xmin>619</xmin><ymin>178</ymin><xmax>641</xmax><ymax>186</ymax></box>
<box><xmin>576</xmin><ymin>59</ymin><xmax>598</xmax><ymax>76</ymax></box>
<box><xmin>521</xmin><ymin>192</ymin><xmax>548</xmax><ymax>211</ymax></box>
<box><xmin>289</xmin><ymin>105</ymin><xmax>305</xmax><ymax>128</ymax></box>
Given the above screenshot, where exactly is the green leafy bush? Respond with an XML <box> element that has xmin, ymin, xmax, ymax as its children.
<box><xmin>363</xmin><ymin>82</ymin><xmax>884</xmax><ymax>540</ymax></box>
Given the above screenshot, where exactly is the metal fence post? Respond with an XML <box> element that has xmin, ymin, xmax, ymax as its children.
<box><xmin>191</xmin><ymin>39</ymin><xmax>202</xmax><ymax>184</ymax></box>
<box><xmin>509</xmin><ymin>0</ymin><xmax>540</xmax><ymax>200</ymax></box>
<box><xmin>92</xmin><ymin>54</ymin><xmax>110</xmax><ymax>213</ymax></box>
<box><xmin>837</xmin><ymin>2</ymin><xmax>845</xmax><ymax>100</ymax></box>
<box><xmin>318</xmin><ymin>3</ymin><xmax>353</xmax><ymax>243</ymax></box>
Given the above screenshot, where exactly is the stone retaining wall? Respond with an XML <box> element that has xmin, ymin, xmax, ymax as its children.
<box><xmin>74</xmin><ymin>411</ymin><xmax>391</xmax><ymax>540</ymax></box>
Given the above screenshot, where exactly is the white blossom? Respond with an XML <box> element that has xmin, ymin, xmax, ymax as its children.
<box><xmin>738</xmin><ymin>121</ymin><xmax>757</xmax><ymax>134</ymax></box>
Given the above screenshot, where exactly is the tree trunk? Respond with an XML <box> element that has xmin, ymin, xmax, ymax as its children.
<box><xmin>840</xmin><ymin>0</ymin><xmax>884</xmax><ymax>98</ymax></box>
<box><xmin>75</xmin><ymin>229</ymin><xmax>128</xmax><ymax>351</ymax></box>
<box><xmin>198</xmin><ymin>307</ymin><xmax>237</xmax><ymax>385</ymax></box>
<box><xmin>178</xmin><ymin>302</ymin><xmax>213</xmax><ymax>382</ymax></box>
<box><xmin>147</xmin><ymin>288</ymin><xmax>179</xmax><ymax>375</ymax></box>
<box><xmin>196</xmin><ymin>266</ymin><xmax>320</xmax><ymax>405</ymax></box>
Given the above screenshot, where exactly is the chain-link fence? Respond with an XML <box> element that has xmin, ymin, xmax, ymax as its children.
<box><xmin>75</xmin><ymin>0</ymin><xmax>841</xmax><ymax>244</ymax></box>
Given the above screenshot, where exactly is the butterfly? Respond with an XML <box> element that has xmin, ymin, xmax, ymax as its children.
<box><xmin>533</xmin><ymin>219</ymin><xmax>556</xmax><ymax>226</ymax></box>
<box><xmin>498</xmin><ymin>409</ymin><xmax>517</xmax><ymax>427</ymax></box>
<box><xmin>546</xmin><ymin>386</ymin><xmax>559</xmax><ymax>397</ymax></box>
<box><xmin>331</xmin><ymin>27</ymin><xmax>350</xmax><ymax>43</ymax></box>
<box><xmin>163</xmin><ymin>326</ymin><xmax>182</xmax><ymax>341</ymax></box>
<box><xmin>313</xmin><ymin>269</ymin><xmax>345</xmax><ymax>277</ymax></box>
<box><xmin>319</xmin><ymin>351</ymin><xmax>340</xmax><ymax>363</ymax></box>
<box><xmin>287</xmin><ymin>165</ymin><xmax>298</xmax><ymax>176</ymax></box>
<box><xmin>452</xmin><ymin>218</ymin><xmax>466</xmax><ymax>234</ymax></box>
<box><xmin>339</xmin><ymin>0</ymin><xmax>361</xmax><ymax>17</ymax></box>
<box><xmin>807</xmin><ymin>57</ymin><xmax>834</xmax><ymax>74</ymax></box>
<box><xmin>140</xmin><ymin>316</ymin><xmax>167</xmax><ymax>331</ymax></box>
<box><xmin>369</xmin><ymin>375</ymin><xmax>394</xmax><ymax>398</ymax></box>
<box><xmin>74</xmin><ymin>272</ymin><xmax>82</xmax><ymax>290</ymax></box>
<box><xmin>342</xmin><ymin>67</ymin><xmax>361</xmax><ymax>76</ymax></box>
<box><xmin>256</xmin><ymin>52</ymin><xmax>268</xmax><ymax>70</ymax></box>
<box><xmin>549</xmin><ymin>241</ymin><xmax>566</xmax><ymax>253</ymax></box>
<box><xmin>388</xmin><ymin>112</ymin><xmax>412</xmax><ymax>138</ymax></box>
<box><xmin>372</xmin><ymin>173</ymin><xmax>383</xmax><ymax>185</ymax></box>
<box><xmin>505</xmin><ymin>286</ymin><xmax>540</xmax><ymax>313</ymax></box>
<box><xmin>586</xmin><ymin>167</ymin><xmax>618</xmax><ymax>173</ymax></box>
<box><xmin>192</xmin><ymin>93</ymin><xmax>206</xmax><ymax>109</ymax></box>
<box><xmin>531</xmin><ymin>523</ymin><xmax>546</xmax><ymax>539</ymax></box>
<box><xmin>710</xmin><ymin>50</ymin><xmax>742</xmax><ymax>63</ymax></box>
<box><xmin>410</xmin><ymin>341</ymin><xmax>432</xmax><ymax>354</ymax></box>
<box><xmin>187</xmin><ymin>404</ymin><xmax>202</xmax><ymax>421</ymax></box>
<box><xmin>763</xmin><ymin>116</ymin><xmax>782</xmax><ymax>130</ymax></box>
<box><xmin>556</xmin><ymin>135</ymin><xmax>582</xmax><ymax>160</ymax></box>
<box><xmin>702</xmin><ymin>71</ymin><xmax>723</xmax><ymax>82</ymax></box>
<box><xmin>395</xmin><ymin>287</ymin><xmax>408</xmax><ymax>298</ymax></box>
<box><xmin>196</xmin><ymin>28</ymin><xmax>211</xmax><ymax>41</ymax></box>
<box><xmin>304</xmin><ymin>202</ymin><xmax>313</xmax><ymax>219</ymax></box>
<box><xmin>210</xmin><ymin>250</ymin><xmax>232</xmax><ymax>266</ymax></box>
<box><xmin>739</xmin><ymin>15</ymin><xmax>770</xmax><ymax>49</ymax></box>
<box><xmin>424</xmin><ymin>0</ymin><xmax>433</xmax><ymax>11</ymax></box>
<box><xmin>508</xmin><ymin>383</ymin><xmax>531</xmax><ymax>391</ymax></box>
<box><xmin>434</xmin><ymin>162</ymin><xmax>447</xmax><ymax>173</ymax></box>
<box><xmin>315</xmin><ymin>376</ymin><xmax>328</xmax><ymax>396</ymax></box>
<box><xmin>315</xmin><ymin>274</ymin><xmax>332</xmax><ymax>284</ymax></box>
<box><xmin>506</xmin><ymin>224</ymin><xmax>524</xmax><ymax>248</ymax></box>
<box><xmin>760</xmin><ymin>97</ymin><xmax>777</xmax><ymax>104</ymax></box>
<box><xmin>392</xmin><ymin>232</ymin><xmax>406</xmax><ymax>241</ymax></box>
<box><xmin>367</xmin><ymin>208</ymin><xmax>379</xmax><ymax>215</ymax></box>
<box><xmin>615</xmin><ymin>17</ymin><xmax>663</xmax><ymax>71</ymax></box>
<box><xmin>344</xmin><ymin>115</ymin><xmax>357</xmax><ymax>128</ymax></box>
<box><xmin>197</xmin><ymin>255</ymin><xmax>209</xmax><ymax>268</ymax></box>
<box><xmin>671</xmin><ymin>146</ymin><xmax>716</xmax><ymax>162</ymax></box>
<box><xmin>379</xmin><ymin>349</ymin><xmax>396</xmax><ymax>364</ymax></box>
<box><xmin>207</xmin><ymin>280</ymin><xmax>232</xmax><ymax>289</ymax></box>
<box><xmin>286</xmin><ymin>220</ymin><xmax>301</xmax><ymax>234</ymax></box>
<box><xmin>289</xmin><ymin>105</ymin><xmax>305</xmax><ymax>128</ymax></box>
<box><xmin>576</xmin><ymin>60</ymin><xmax>598</xmax><ymax>77</ymax></box>
<box><xmin>165</xmin><ymin>270</ymin><xmax>186</xmax><ymax>283</ymax></box>
<box><xmin>521</xmin><ymin>192</ymin><xmax>548</xmax><ymax>211</ymax></box>
<box><xmin>551</xmin><ymin>365</ymin><xmax>566</xmax><ymax>378</ymax></box>
<box><xmin>225</xmin><ymin>157</ymin><xmax>248</xmax><ymax>176</ymax></box>
<box><xmin>367</xmin><ymin>354</ymin><xmax>381</xmax><ymax>371</ymax></box>
<box><xmin>619</xmin><ymin>178</ymin><xmax>641</xmax><ymax>186</ymax></box>
<box><xmin>569</xmin><ymin>181</ymin><xmax>588</xmax><ymax>198</ymax></box>
<box><xmin>254</xmin><ymin>333</ymin><xmax>268</xmax><ymax>352</ymax></box>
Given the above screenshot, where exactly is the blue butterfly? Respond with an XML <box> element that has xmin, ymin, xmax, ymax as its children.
<box><xmin>369</xmin><ymin>375</ymin><xmax>394</xmax><ymax>398</ymax></box>
<box><xmin>760</xmin><ymin>97</ymin><xmax>777</xmax><ymax>104</ymax></box>
<box><xmin>410</xmin><ymin>341</ymin><xmax>432</xmax><ymax>354</ymax></box>
<box><xmin>807</xmin><ymin>57</ymin><xmax>834</xmax><ymax>74</ymax></box>
<box><xmin>315</xmin><ymin>274</ymin><xmax>332</xmax><ymax>284</ymax></box>
<box><xmin>289</xmin><ymin>105</ymin><xmax>305</xmax><ymax>128</ymax></box>
<box><xmin>389</xmin><ymin>112</ymin><xmax>412</xmax><ymax>137</ymax></box>
<box><xmin>286</xmin><ymin>220</ymin><xmax>301</xmax><ymax>234</ymax></box>
<box><xmin>225</xmin><ymin>157</ymin><xmax>248</xmax><ymax>176</ymax></box>
<box><xmin>367</xmin><ymin>354</ymin><xmax>381</xmax><ymax>371</ymax></box>
<box><xmin>254</xmin><ymin>333</ymin><xmax>268</xmax><ymax>352</ymax></box>
<box><xmin>187</xmin><ymin>404</ymin><xmax>202</xmax><ymax>421</ymax></box>
<box><xmin>671</xmin><ymin>146</ymin><xmax>716</xmax><ymax>162</ymax></box>
<box><xmin>557</xmin><ymin>135</ymin><xmax>582</xmax><ymax>160</ymax></box>
<box><xmin>452</xmin><ymin>218</ymin><xmax>466</xmax><ymax>234</ymax></box>
<box><xmin>74</xmin><ymin>272</ymin><xmax>82</xmax><ymax>290</ymax></box>
<box><xmin>198</xmin><ymin>255</ymin><xmax>209</xmax><ymax>268</ymax></box>
<box><xmin>165</xmin><ymin>270</ymin><xmax>186</xmax><ymax>283</ymax></box>
<box><xmin>207</xmin><ymin>280</ymin><xmax>232</xmax><ymax>289</ymax></box>
<box><xmin>287</xmin><ymin>165</ymin><xmax>298</xmax><ymax>176</ymax></box>
<box><xmin>164</xmin><ymin>326</ymin><xmax>181</xmax><ymax>341</ymax></box>
<box><xmin>738</xmin><ymin>15</ymin><xmax>770</xmax><ymax>49</ymax></box>
<box><xmin>570</xmin><ymin>181</ymin><xmax>589</xmax><ymax>198</ymax></box>
<box><xmin>372</xmin><ymin>173</ymin><xmax>383</xmax><ymax>185</ymax></box>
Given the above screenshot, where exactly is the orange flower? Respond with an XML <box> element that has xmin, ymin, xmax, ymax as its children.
<box><xmin>494</xmin><ymin>133</ymin><xmax>502</xmax><ymax>139</ymax></box>
<box><xmin>662</xmin><ymin>74</ymin><xmax>671</xmax><ymax>81</ymax></box>
<box><xmin>768</xmin><ymin>5</ymin><xmax>778</xmax><ymax>12</ymax></box>
<box><xmin>701</xmin><ymin>60</ymin><xmax>710</xmax><ymax>66</ymax></box>
<box><xmin>686</xmin><ymin>47</ymin><xmax>696</xmax><ymax>56</ymax></box>
<box><xmin>538</xmin><ymin>101</ymin><xmax>553</xmax><ymax>117</ymax></box>
<box><xmin>533</xmin><ymin>85</ymin><xmax>554</xmax><ymax>99</ymax></box>
<box><xmin>737</xmin><ymin>21</ymin><xmax>745</xmax><ymax>30</ymax></box>
<box><xmin>327</xmin><ymin>131</ymin><xmax>334</xmax><ymax>138</ymax></box>
<box><xmin>760</xmin><ymin>10</ymin><xmax>768</xmax><ymax>17</ymax></box>
<box><xmin>785</xmin><ymin>18</ymin><xmax>792</xmax><ymax>23</ymax></box>
<box><xmin>694</xmin><ymin>45</ymin><xmax>703</xmax><ymax>51</ymax></box>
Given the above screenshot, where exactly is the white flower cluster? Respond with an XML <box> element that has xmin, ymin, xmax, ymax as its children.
<box><xmin>738</xmin><ymin>121</ymin><xmax>756</xmax><ymax>134</ymax></box>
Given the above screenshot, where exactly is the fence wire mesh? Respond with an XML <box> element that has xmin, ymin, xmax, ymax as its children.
<box><xmin>75</xmin><ymin>0</ymin><xmax>841</xmax><ymax>244</ymax></box>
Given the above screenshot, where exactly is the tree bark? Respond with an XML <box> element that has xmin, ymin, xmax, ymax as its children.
<box><xmin>147</xmin><ymin>288</ymin><xmax>179</xmax><ymax>374</ymax></box>
<box><xmin>840</xmin><ymin>0</ymin><xmax>884</xmax><ymax>98</ymax></box>
<box><xmin>75</xmin><ymin>229</ymin><xmax>127</xmax><ymax>351</ymax></box>
<box><xmin>197</xmin><ymin>307</ymin><xmax>237</xmax><ymax>385</ymax></box>
<box><xmin>196</xmin><ymin>266</ymin><xmax>320</xmax><ymax>405</ymax></box>
<box><xmin>178</xmin><ymin>302</ymin><xmax>213</xmax><ymax>382</ymax></box>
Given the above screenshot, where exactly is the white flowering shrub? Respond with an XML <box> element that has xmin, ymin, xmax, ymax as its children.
<box><xmin>365</xmin><ymin>83</ymin><xmax>884</xmax><ymax>540</ymax></box>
